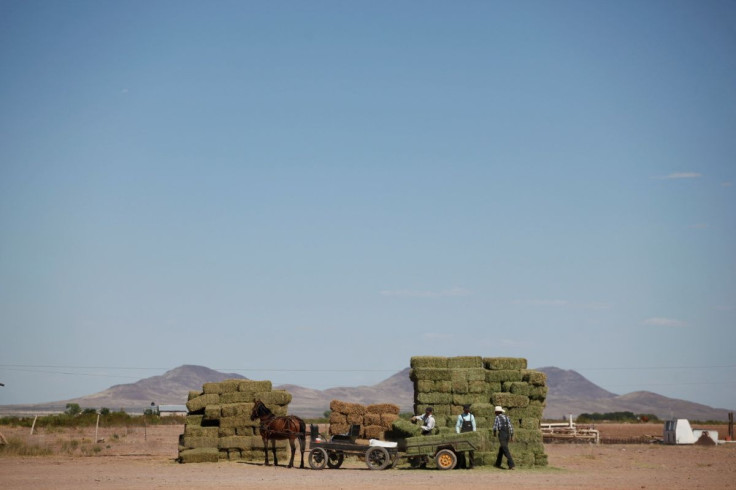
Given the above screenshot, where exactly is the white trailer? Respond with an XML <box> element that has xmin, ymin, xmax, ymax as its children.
<box><xmin>663</xmin><ymin>419</ymin><xmax>718</xmax><ymax>445</ymax></box>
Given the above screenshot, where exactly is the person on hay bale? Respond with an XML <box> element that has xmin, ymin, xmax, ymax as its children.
<box><xmin>455</xmin><ymin>404</ymin><xmax>476</xmax><ymax>469</ymax></box>
<box><xmin>410</xmin><ymin>406</ymin><xmax>436</xmax><ymax>468</ymax></box>
<box><xmin>492</xmin><ymin>405</ymin><xmax>516</xmax><ymax>470</ymax></box>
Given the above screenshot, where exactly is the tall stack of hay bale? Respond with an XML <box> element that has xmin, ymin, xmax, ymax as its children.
<box><xmin>408</xmin><ymin>356</ymin><xmax>548</xmax><ymax>467</ymax></box>
<box><xmin>328</xmin><ymin>400</ymin><xmax>400</xmax><ymax>440</ymax></box>
<box><xmin>178</xmin><ymin>379</ymin><xmax>292</xmax><ymax>464</ymax></box>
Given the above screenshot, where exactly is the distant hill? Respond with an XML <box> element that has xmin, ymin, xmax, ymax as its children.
<box><xmin>0</xmin><ymin>365</ymin><xmax>731</xmax><ymax>421</ymax></box>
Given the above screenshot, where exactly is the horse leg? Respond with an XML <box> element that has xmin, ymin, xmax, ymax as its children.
<box><xmin>288</xmin><ymin>438</ymin><xmax>296</xmax><ymax>468</ymax></box>
<box><xmin>298</xmin><ymin>428</ymin><xmax>306</xmax><ymax>468</ymax></box>
<box><xmin>262</xmin><ymin>436</ymin><xmax>270</xmax><ymax>466</ymax></box>
<box><xmin>272</xmin><ymin>438</ymin><xmax>278</xmax><ymax>466</ymax></box>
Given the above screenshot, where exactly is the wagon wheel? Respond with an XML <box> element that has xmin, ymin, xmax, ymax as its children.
<box><xmin>308</xmin><ymin>447</ymin><xmax>328</xmax><ymax>470</ymax></box>
<box><xmin>327</xmin><ymin>450</ymin><xmax>344</xmax><ymax>469</ymax></box>
<box><xmin>365</xmin><ymin>446</ymin><xmax>391</xmax><ymax>470</ymax></box>
<box><xmin>434</xmin><ymin>449</ymin><xmax>457</xmax><ymax>470</ymax></box>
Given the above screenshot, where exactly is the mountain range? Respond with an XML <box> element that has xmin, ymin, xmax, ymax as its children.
<box><xmin>0</xmin><ymin>365</ymin><xmax>731</xmax><ymax>421</ymax></box>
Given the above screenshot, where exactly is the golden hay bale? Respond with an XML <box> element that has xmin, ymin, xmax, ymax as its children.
<box><xmin>347</xmin><ymin>413</ymin><xmax>363</xmax><ymax>425</ymax></box>
<box><xmin>329</xmin><ymin>412</ymin><xmax>347</xmax><ymax>424</ymax></box>
<box><xmin>380</xmin><ymin>413</ymin><xmax>399</xmax><ymax>428</ymax></box>
<box><xmin>366</xmin><ymin>403</ymin><xmax>400</xmax><ymax>414</ymax></box>
<box><xmin>330</xmin><ymin>399</ymin><xmax>366</xmax><ymax>416</ymax></box>
<box><xmin>329</xmin><ymin>423</ymin><xmax>350</xmax><ymax>436</ymax></box>
<box><xmin>363</xmin><ymin>425</ymin><xmax>384</xmax><ymax>439</ymax></box>
<box><xmin>364</xmin><ymin>413</ymin><xmax>381</xmax><ymax>426</ymax></box>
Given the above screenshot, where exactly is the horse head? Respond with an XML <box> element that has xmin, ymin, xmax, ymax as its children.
<box><xmin>250</xmin><ymin>399</ymin><xmax>272</xmax><ymax>421</ymax></box>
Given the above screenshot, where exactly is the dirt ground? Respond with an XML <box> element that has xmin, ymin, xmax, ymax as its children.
<box><xmin>1</xmin><ymin>424</ymin><xmax>734</xmax><ymax>489</ymax></box>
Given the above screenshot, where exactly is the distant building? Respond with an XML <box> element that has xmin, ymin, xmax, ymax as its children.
<box><xmin>157</xmin><ymin>404</ymin><xmax>187</xmax><ymax>416</ymax></box>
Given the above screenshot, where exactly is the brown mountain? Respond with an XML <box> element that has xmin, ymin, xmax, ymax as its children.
<box><xmin>0</xmin><ymin>365</ymin><xmax>731</xmax><ymax>421</ymax></box>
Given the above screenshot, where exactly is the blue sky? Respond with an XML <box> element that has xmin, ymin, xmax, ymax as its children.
<box><xmin>1</xmin><ymin>1</ymin><xmax>734</xmax><ymax>411</ymax></box>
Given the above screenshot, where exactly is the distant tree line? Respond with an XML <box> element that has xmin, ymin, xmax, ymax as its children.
<box><xmin>576</xmin><ymin>411</ymin><xmax>661</xmax><ymax>423</ymax></box>
<box><xmin>0</xmin><ymin>403</ymin><xmax>184</xmax><ymax>428</ymax></box>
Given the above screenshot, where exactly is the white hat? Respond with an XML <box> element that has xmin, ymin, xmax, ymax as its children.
<box><xmin>494</xmin><ymin>406</ymin><xmax>505</xmax><ymax>413</ymax></box>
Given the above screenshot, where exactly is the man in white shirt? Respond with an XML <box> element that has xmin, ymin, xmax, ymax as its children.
<box><xmin>412</xmin><ymin>406</ymin><xmax>436</xmax><ymax>435</ymax></box>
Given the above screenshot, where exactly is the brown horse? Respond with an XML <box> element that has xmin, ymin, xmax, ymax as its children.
<box><xmin>250</xmin><ymin>399</ymin><xmax>306</xmax><ymax>468</ymax></box>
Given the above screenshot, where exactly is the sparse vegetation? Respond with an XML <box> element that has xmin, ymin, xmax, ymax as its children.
<box><xmin>1</xmin><ymin>410</ymin><xmax>185</xmax><ymax>429</ymax></box>
<box><xmin>576</xmin><ymin>412</ymin><xmax>661</xmax><ymax>423</ymax></box>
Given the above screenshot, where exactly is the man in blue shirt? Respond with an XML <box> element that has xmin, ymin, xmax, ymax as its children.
<box><xmin>492</xmin><ymin>405</ymin><xmax>515</xmax><ymax>470</ymax></box>
<box><xmin>455</xmin><ymin>404</ymin><xmax>476</xmax><ymax>469</ymax></box>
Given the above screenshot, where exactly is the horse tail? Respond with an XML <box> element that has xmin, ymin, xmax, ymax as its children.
<box><xmin>297</xmin><ymin>417</ymin><xmax>306</xmax><ymax>448</ymax></box>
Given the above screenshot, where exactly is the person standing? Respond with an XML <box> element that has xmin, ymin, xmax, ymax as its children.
<box><xmin>492</xmin><ymin>405</ymin><xmax>515</xmax><ymax>470</ymax></box>
<box><xmin>411</xmin><ymin>406</ymin><xmax>436</xmax><ymax>468</ymax></box>
<box><xmin>455</xmin><ymin>404</ymin><xmax>476</xmax><ymax>469</ymax></box>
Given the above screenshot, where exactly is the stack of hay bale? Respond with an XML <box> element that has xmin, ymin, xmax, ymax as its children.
<box><xmin>328</xmin><ymin>400</ymin><xmax>400</xmax><ymax>440</ymax></box>
<box><xmin>178</xmin><ymin>379</ymin><xmax>292</xmax><ymax>464</ymax></box>
<box><xmin>407</xmin><ymin>356</ymin><xmax>548</xmax><ymax>467</ymax></box>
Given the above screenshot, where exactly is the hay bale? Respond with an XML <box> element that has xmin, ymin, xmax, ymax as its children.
<box><xmin>410</xmin><ymin>368</ymin><xmax>451</xmax><ymax>381</ymax></box>
<box><xmin>329</xmin><ymin>423</ymin><xmax>349</xmax><ymax>436</ymax></box>
<box><xmin>364</xmin><ymin>413</ymin><xmax>381</xmax><ymax>426</ymax></box>
<box><xmin>535</xmin><ymin>452</ymin><xmax>548</xmax><ymax>466</ymax></box>
<box><xmin>415</xmin><ymin>380</ymin><xmax>434</xmax><ymax>392</ymax></box>
<box><xmin>363</xmin><ymin>425</ymin><xmax>384</xmax><ymax>439</ymax></box>
<box><xmin>186</xmin><ymin>394</ymin><xmax>220</xmax><ymax>413</ymax></box>
<box><xmin>184</xmin><ymin>426</ymin><xmax>219</xmax><ymax>438</ymax></box>
<box><xmin>366</xmin><ymin>403</ymin><xmax>400</xmax><ymax>414</ymax></box>
<box><xmin>221</xmin><ymin>402</ymin><xmax>254</xmax><ymax>418</ymax></box>
<box><xmin>186</xmin><ymin>415</ymin><xmax>204</xmax><ymax>426</ymax></box>
<box><xmin>220</xmin><ymin>392</ymin><xmax>255</xmax><ymax>404</ymax></box>
<box><xmin>218</xmin><ymin>436</ymin><xmax>251</xmax><ymax>450</ymax></box>
<box><xmin>447</xmin><ymin>356</ymin><xmax>483</xmax><ymax>369</ymax></box>
<box><xmin>529</xmin><ymin>385</ymin><xmax>548</xmax><ymax>401</ymax></box>
<box><xmin>181</xmin><ymin>435</ymin><xmax>219</xmax><ymax>448</ymax></box>
<box><xmin>522</xmin><ymin>369</ymin><xmax>547</xmax><ymax>386</ymax></box>
<box><xmin>329</xmin><ymin>412</ymin><xmax>347</xmax><ymax>424</ymax></box>
<box><xmin>256</xmin><ymin>390</ymin><xmax>292</xmax><ymax>406</ymax></box>
<box><xmin>220</xmin><ymin>415</ymin><xmax>256</xmax><ymax>429</ymax></box>
<box><xmin>179</xmin><ymin>448</ymin><xmax>219</xmax><ymax>463</ymax></box>
<box><xmin>236</xmin><ymin>427</ymin><xmax>257</xmax><ymax>436</ymax></box>
<box><xmin>346</xmin><ymin>413</ymin><xmax>363</xmax><ymax>425</ymax></box>
<box><xmin>410</xmin><ymin>356</ymin><xmax>448</xmax><ymax>368</ymax></box>
<box><xmin>468</xmin><ymin>403</ymin><xmax>496</xmax><ymax>417</ymax></box>
<box><xmin>452</xmin><ymin>394</ymin><xmax>488</xmax><ymax>406</ymax></box>
<box><xmin>219</xmin><ymin>427</ymin><xmax>236</xmax><ymax>437</ymax></box>
<box><xmin>452</xmin><ymin>378</ymin><xmax>469</xmax><ymax>394</ymax></box>
<box><xmin>485</xmin><ymin>370</ymin><xmax>523</xmax><ymax>383</ymax></box>
<box><xmin>491</xmin><ymin>392</ymin><xmax>530</xmax><ymax>408</ymax></box>
<box><xmin>188</xmin><ymin>390</ymin><xmax>202</xmax><ymax>400</ymax></box>
<box><xmin>381</xmin><ymin>413</ymin><xmax>399</xmax><ymax>428</ymax></box>
<box><xmin>483</xmin><ymin>357</ymin><xmax>527</xmax><ymax>370</ymax></box>
<box><xmin>386</xmin><ymin>419</ymin><xmax>422</xmax><ymax>439</ymax></box>
<box><xmin>468</xmin><ymin>380</ymin><xmax>487</xmax><ymax>394</ymax></box>
<box><xmin>416</xmin><ymin>392</ymin><xmax>452</xmax><ymax>404</ymax></box>
<box><xmin>503</xmin><ymin>381</ymin><xmax>531</xmax><ymax>396</ymax></box>
<box><xmin>238</xmin><ymin>380</ymin><xmax>273</xmax><ymax>393</ymax></box>
<box><xmin>330</xmin><ymin>400</ymin><xmax>365</xmax><ymax>416</ymax></box>
<box><xmin>204</xmin><ymin>404</ymin><xmax>222</xmax><ymax>421</ymax></box>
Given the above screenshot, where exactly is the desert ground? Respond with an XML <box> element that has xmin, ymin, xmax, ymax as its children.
<box><xmin>1</xmin><ymin>423</ymin><xmax>734</xmax><ymax>489</ymax></box>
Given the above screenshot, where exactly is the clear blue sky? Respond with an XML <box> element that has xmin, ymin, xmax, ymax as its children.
<box><xmin>1</xmin><ymin>1</ymin><xmax>734</xmax><ymax>411</ymax></box>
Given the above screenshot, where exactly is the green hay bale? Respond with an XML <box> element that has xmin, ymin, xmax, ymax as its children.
<box><xmin>363</xmin><ymin>425</ymin><xmax>384</xmax><ymax>439</ymax></box>
<box><xmin>221</xmin><ymin>402</ymin><xmax>255</xmax><ymax>418</ymax></box>
<box><xmin>329</xmin><ymin>412</ymin><xmax>347</xmax><ymax>424</ymax></box>
<box><xmin>468</xmin><ymin>403</ymin><xmax>496</xmax><ymax>417</ymax></box>
<box><xmin>452</xmin><ymin>394</ymin><xmax>488</xmax><ymax>406</ymax></box>
<box><xmin>485</xmin><ymin>370</ymin><xmax>523</xmax><ymax>383</ymax></box>
<box><xmin>517</xmin><ymin>417</ymin><xmax>540</xmax><ymax>430</ymax></box>
<box><xmin>227</xmin><ymin>449</ymin><xmax>242</xmax><ymax>461</ymax></box>
<box><xmin>219</xmin><ymin>379</ymin><xmax>244</xmax><ymax>393</ymax></box>
<box><xmin>238</xmin><ymin>380</ymin><xmax>273</xmax><ymax>393</ymax></box>
<box><xmin>435</xmin><ymin>380</ymin><xmax>453</xmax><ymax>392</ymax></box>
<box><xmin>381</xmin><ymin>413</ymin><xmax>399</xmax><ymax>428</ymax></box>
<box><xmin>452</xmin><ymin>378</ymin><xmax>469</xmax><ymax>394</ymax></box>
<box><xmin>186</xmin><ymin>415</ymin><xmax>204</xmax><ymax>426</ymax></box>
<box><xmin>236</xmin><ymin>427</ymin><xmax>257</xmax><ymax>436</ymax></box>
<box><xmin>535</xmin><ymin>452</ymin><xmax>548</xmax><ymax>466</ymax></box>
<box><xmin>415</xmin><ymin>380</ymin><xmax>434</xmax><ymax>392</ymax></box>
<box><xmin>220</xmin><ymin>392</ymin><xmax>256</xmax><ymax>404</ymax></box>
<box><xmin>404</xmin><ymin>431</ymin><xmax>481</xmax><ymax>454</ymax></box>
<box><xmin>186</xmin><ymin>393</ymin><xmax>220</xmax><ymax>413</ymax></box>
<box><xmin>202</xmin><ymin>382</ymin><xmax>224</xmax><ymax>394</ymax></box>
<box><xmin>410</xmin><ymin>356</ymin><xmax>448</xmax><ymax>368</ymax></box>
<box><xmin>204</xmin><ymin>405</ymin><xmax>222</xmax><ymax>421</ymax></box>
<box><xmin>179</xmin><ymin>448</ymin><xmax>219</xmax><ymax>463</ymax></box>
<box><xmin>410</xmin><ymin>368</ymin><xmax>451</xmax><ymax>381</ymax></box>
<box><xmin>468</xmin><ymin>380</ymin><xmax>487</xmax><ymax>394</ymax></box>
<box><xmin>529</xmin><ymin>385</ymin><xmax>548</xmax><ymax>401</ymax></box>
<box><xmin>503</xmin><ymin>381</ymin><xmax>531</xmax><ymax>396</ymax></box>
<box><xmin>184</xmin><ymin>426</ymin><xmax>219</xmax><ymax>438</ymax></box>
<box><xmin>522</xmin><ymin>369</ymin><xmax>547</xmax><ymax>386</ymax></box>
<box><xmin>388</xmin><ymin>419</ymin><xmax>422</xmax><ymax>439</ymax></box>
<box><xmin>256</xmin><ymin>390</ymin><xmax>292</xmax><ymax>406</ymax></box>
<box><xmin>491</xmin><ymin>392</ymin><xmax>530</xmax><ymax>408</ymax></box>
<box><xmin>418</xmin><ymin>404</ymin><xmax>450</xmax><ymax>416</ymax></box>
<box><xmin>181</xmin><ymin>436</ymin><xmax>219</xmax><ymax>448</ymax></box>
<box><xmin>416</xmin><ymin>392</ymin><xmax>452</xmax><ymax>404</ymax></box>
<box><xmin>447</xmin><ymin>356</ymin><xmax>484</xmax><ymax>369</ymax></box>
<box><xmin>218</xmin><ymin>436</ymin><xmax>251</xmax><ymax>450</ymax></box>
<box><xmin>220</xmin><ymin>415</ymin><xmax>256</xmax><ymax>429</ymax></box>
<box><xmin>366</xmin><ymin>403</ymin><xmax>400</xmax><ymax>414</ymax></box>
<box><xmin>364</xmin><ymin>413</ymin><xmax>381</xmax><ymax>425</ymax></box>
<box><xmin>483</xmin><ymin>357</ymin><xmax>528</xmax><ymax>370</ymax></box>
<box><xmin>272</xmin><ymin>405</ymin><xmax>288</xmax><ymax>416</ymax></box>
<box><xmin>188</xmin><ymin>390</ymin><xmax>202</xmax><ymax>400</ymax></box>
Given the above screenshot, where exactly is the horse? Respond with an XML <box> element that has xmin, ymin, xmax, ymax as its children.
<box><xmin>250</xmin><ymin>399</ymin><xmax>306</xmax><ymax>468</ymax></box>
